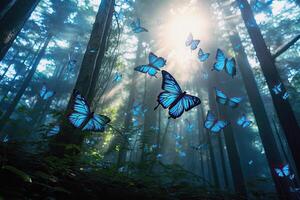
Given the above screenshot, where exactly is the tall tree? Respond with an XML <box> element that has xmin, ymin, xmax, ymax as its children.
<box><xmin>0</xmin><ymin>0</ymin><xmax>40</xmax><ymax>61</ymax></box>
<box><xmin>0</xmin><ymin>34</ymin><xmax>52</xmax><ymax>132</ymax></box>
<box><xmin>54</xmin><ymin>0</ymin><xmax>115</xmax><ymax>153</ymax></box>
<box><xmin>237</xmin><ymin>0</ymin><xmax>300</xmax><ymax>179</ymax></box>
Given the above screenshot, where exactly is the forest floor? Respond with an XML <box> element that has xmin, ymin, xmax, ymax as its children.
<box><xmin>0</xmin><ymin>143</ymin><xmax>245</xmax><ymax>200</ymax></box>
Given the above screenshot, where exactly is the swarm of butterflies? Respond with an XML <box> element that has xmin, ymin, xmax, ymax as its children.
<box><xmin>45</xmin><ymin>16</ymin><xmax>288</xmax><ymax>144</ymax></box>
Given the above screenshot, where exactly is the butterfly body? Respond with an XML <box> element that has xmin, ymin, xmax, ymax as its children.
<box><xmin>155</xmin><ymin>70</ymin><xmax>201</xmax><ymax>119</ymax></box>
<box><xmin>213</xmin><ymin>49</ymin><xmax>236</xmax><ymax>78</ymax></box>
<box><xmin>135</xmin><ymin>52</ymin><xmax>166</xmax><ymax>77</ymax></box>
<box><xmin>68</xmin><ymin>90</ymin><xmax>110</xmax><ymax>132</ymax></box>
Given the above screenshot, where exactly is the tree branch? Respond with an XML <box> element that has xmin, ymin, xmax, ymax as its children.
<box><xmin>273</xmin><ymin>34</ymin><xmax>300</xmax><ymax>59</ymax></box>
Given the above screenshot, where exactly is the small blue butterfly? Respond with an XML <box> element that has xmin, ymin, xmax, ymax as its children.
<box><xmin>157</xmin><ymin>154</ymin><xmax>163</xmax><ymax>159</ymax></box>
<box><xmin>47</xmin><ymin>125</ymin><xmax>60</xmax><ymax>137</ymax></box>
<box><xmin>132</xmin><ymin>118</ymin><xmax>139</xmax><ymax>127</ymax></box>
<box><xmin>155</xmin><ymin>70</ymin><xmax>201</xmax><ymax>119</ymax></box>
<box><xmin>185</xmin><ymin>33</ymin><xmax>200</xmax><ymax>50</ymax></box>
<box><xmin>3</xmin><ymin>135</ymin><xmax>9</xmax><ymax>143</ymax></box>
<box><xmin>237</xmin><ymin>114</ymin><xmax>252</xmax><ymax>128</ymax></box>
<box><xmin>282</xmin><ymin>92</ymin><xmax>289</xmax><ymax>100</ymax></box>
<box><xmin>248</xmin><ymin>160</ymin><xmax>253</xmax><ymax>165</ymax></box>
<box><xmin>131</xmin><ymin>18</ymin><xmax>148</xmax><ymax>33</ymax></box>
<box><xmin>135</xmin><ymin>52</ymin><xmax>166</xmax><ymax>77</ymax></box>
<box><xmin>179</xmin><ymin>151</ymin><xmax>186</xmax><ymax>157</ymax></box>
<box><xmin>185</xmin><ymin>119</ymin><xmax>194</xmax><ymax>133</ymax></box>
<box><xmin>112</xmin><ymin>72</ymin><xmax>122</xmax><ymax>83</ymax></box>
<box><xmin>215</xmin><ymin>88</ymin><xmax>242</xmax><ymax>108</ymax></box>
<box><xmin>275</xmin><ymin>164</ymin><xmax>290</xmax><ymax>177</ymax></box>
<box><xmin>252</xmin><ymin>0</ymin><xmax>273</xmax><ymax>14</ymax></box>
<box><xmin>68</xmin><ymin>90</ymin><xmax>111</xmax><ymax>132</ymax></box>
<box><xmin>40</xmin><ymin>83</ymin><xmax>55</xmax><ymax>100</ymax></box>
<box><xmin>198</xmin><ymin>48</ymin><xmax>210</xmax><ymax>62</ymax></box>
<box><xmin>213</xmin><ymin>49</ymin><xmax>236</xmax><ymax>78</ymax></box>
<box><xmin>272</xmin><ymin>83</ymin><xmax>282</xmax><ymax>95</ymax></box>
<box><xmin>204</xmin><ymin>110</ymin><xmax>229</xmax><ymax>133</ymax></box>
<box><xmin>191</xmin><ymin>144</ymin><xmax>208</xmax><ymax>151</ymax></box>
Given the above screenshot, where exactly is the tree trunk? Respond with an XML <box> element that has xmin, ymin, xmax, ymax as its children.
<box><xmin>237</xmin><ymin>0</ymin><xmax>300</xmax><ymax>184</ymax></box>
<box><xmin>53</xmin><ymin>0</ymin><xmax>115</xmax><ymax>155</ymax></box>
<box><xmin>0</xmin><ymin>0</ymin><xmax>40</xmax><ymax>61</ymax></box>
<box><xmin>0</xmin><ymin>34</ymin><xmax>52</xmax><ymax>132</ymax></box>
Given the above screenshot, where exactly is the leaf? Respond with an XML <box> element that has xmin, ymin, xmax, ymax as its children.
<box><xmin>2</xmin><ymin>165</ymin><xmax>32</xmax><ymax>183</ymax></box>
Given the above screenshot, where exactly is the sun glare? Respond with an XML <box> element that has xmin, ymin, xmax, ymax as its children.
<box><xmin>153</xmin><ymin>2</ymin><xmax>211</xmax><ymax>83</ymax></box>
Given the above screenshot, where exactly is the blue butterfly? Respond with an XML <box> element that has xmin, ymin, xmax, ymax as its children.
<box><xmin>130</xmin><ymin>18</ymin><xmax>148</xmax><ymax>33</ymax></box>
<box><xmin>204</xmin><ymin>110</ymin><xmax>229</xmax><ymax>133</ymax></box>
<box><xmin>185</xmin><ymin>33</ymin><xmax>200</xmax><ymax>50</ymax></box>
<box><xmin>40</xmin><ymin>84</ymin><xmax>55</xmax><ymax>100</ymax></box>
<box><xmin>215</xmin><ymin>88</ymin><xmax>242</xmax><ymax>108</ymax></box>
<box><xmin>2</xmin><ymin>135</ymin><xmax>9</xmax><ymax>143</ymax></box>
<box><xmin>47</xmin><ymin>125</ymin><xmax>60</xmax><ymax>137</ymax></box>
<box><xmin>282</xmin><ymin>92</ymin><xmax>289</xmax><ymax>100</ymax></box>
<box><xmin>178</xmin><ymin>150</ymin><xmax>186</xmax><ymax>157</ymax></box>
<box><xmin>68</xmin><ymin>90</ymin><xmax>111</xmax><ymax>132</ymax></box>
<box><xmin>198</xmin><ymin>48</ymin><xmax>210</xmax><ymax>62</ymax></box>
<box><xmin>134</xmin><ymin>52</ymin><xmax>166</xmax><ymax>77</ymax></box>
<box><xmin>248</xmin><ymin>160</ymin><xmax>253</xmax><ymax>165</ymax></box>
<box><xmin>253</xmin><ymin>0</ymin><xmax>273</xmax><ymax>14</ymax></box>
<box><xmin>132</xmin><ymin>103</ymin><xmax>147</xmax><ymax>116</ymax></box>
<box><xmin>213</xmin><ymin>49</ymin><xmax>236</xmax><ymax>78</ymax></box>
<box><xmin>191</xmin><ymin>143</ymin><xmax>208</xmax><ymax>151</ymax></box>
<box><xmin>155</xmin><ymin>70</ymin><xmax>201</xmax><ymax>119</ymax></box>
<box><xmin>275</xmin><ymin>164</ymin><xmax>290</xmax><ymax>177</ymax></box>
<box><xmin>272</xmin><ymin>83</ymin><xmax>282</xmax><ymax>95</ymax></box>
<box><xmin>185</xmin><ymin>119</ymin><xmax>194</xmax><ymax>133</ymax></box>
<box><xmin>112</xmin><ymin>72</ymin><xmax>122</xmax><ymax>83</ymax></box>
<box><xmin>237</xmin><ymin>114</ymin><xmax>252</xmax><ymax>128</ymax></box>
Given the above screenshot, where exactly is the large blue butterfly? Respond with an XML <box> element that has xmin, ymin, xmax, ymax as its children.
<box><xmin>237</xmin><ymin>114</ymin><xmax>252</xmax><ymax>128</ymax></box>
<box><xmin>130</xmin><ymin>18</ymin><xmax>148</xmax><ymax>33</ymax></box>
<box><xmin>215</xmin><ymin>88</ymin><xmax>242</xmax><ymax>108</ymax></box>
<box><xmin>185</xmin><ymin>33</ymin><xmax>200</xmax><ymax>50</ymax></box>
<box><xmin>40</xmin><ymin>84</ymin><xmax>55</xmax><ymax>100</ymax></box>
<box><xmin>68</xmin><ymin>90</ymin><xmax>111</xmax><ymax>132</ymax></box>
<box><xmin>213</xmin><ymin>49</ymin><xmax>236</xmax><ymax>78</ymax></box>
<box><xmin>198</xmin><ymin>48</ymin><xmax>210</xmax><ymax>62</ymax></box>
<box><xmin>204</xmin><ymin>110</ymin><xmax>229</xmax><ymax>133</ymax></box>
<box><xmin>155</xmin><ymin>70</ymin><xmax>201</xmax><ymax>119</ymax></box>
<box><xmin>135</xmin><ymin>52</ymin><xmax>166</xmax><ymax>77</ymax></box>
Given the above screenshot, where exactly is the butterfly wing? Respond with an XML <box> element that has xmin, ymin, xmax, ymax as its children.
<box><xmin>213</xmin><ymin>49</ymin><xmax>226</xmax><ymax>71</ymax></box>
<box><xmin>149</xmin><ymin>52</ymin><xmax>166</xmax><ymax>69</ymax></box>
<box><xmin>133</xmin><ymin>27</ymin><xmax>148</xmax><ymax>33</ymax></box>
<box><xmin>135</xmin><ymin>65</ymin><xmax>158</xmax><ymax>76</ymax></box>
<box><xmin>68</xmin><ymin>90</ymin><xmax>90</xmax><ymax>128</ymax></box>
<box><xmin>215</xmin><ymin>88</ymin><xmax>228</xmax><ymax>105</ymax></box>
<box><xmin>158</xmin><ymin>92</ymin><xmax>179</xmax><ymax>109</ymax></box>
<box><xmin>211</xmin><ymin>120</ymin><xmax>228</xmax><ymax>133</ymax></box>
<box><xmin>161</xmin><ymin>70</ymin><xmax>182</xmax><ymax>94</ymax></box>
<box><xmin>43</xmin><ymin>91</ymin><xmax>55</xmax><ymax>100</ymax></box>
<box><xmin>83</xmin><ymin>114</ymin><xmax>110</xmax><ymax>132</ymax></box>
<box><xmin>225</xmin><ymin>58</ymin><xmax>236</xmax><ymax>77</ymax></box>
<box><xmin>182</xmin><ymin>94</ymin><xmax>201</xmax><ymax>111</ymax></box>
<box><xmin>228</xmin><ymin>97</ymin><xmax>242</xmax><ymax>108</ymax></box>
<box><xmin>190</xmin><ymin>40</ymin><xmax>200</xmax><ymax>50</ymax></box>
<box><xmin>237</xmin><ymin>115</ymin><xmax>246</xmax><ymax>126</ymax></box>
<box><xmin>204</xmin><ymin>111</ymin><xmax>216</xmax><ymax>130</ymax></box>
<box><xmin>168</xmin><ymin>100</ymin><xmax>185</xmax><ymax>119</ymax></box>
<box><xmin>40</xmin><ymin>84</ymin><xmax>47</xmax><ymax>98</ymax></box>
<box><xmin>47</xmin><ymin>125</ymin><xmax>60</xmax><ymax>137</ymax></box>
<box><xmin>283</xmin><ymin>164</ymin><xmax>290</xmax><ymax>176</ymax></box>
<box><xmin>198</xmin><ymin>49</ymin><xmax>210</xmax><ymax>62</ymax></box>
<box><xmin>275</xmin><ymin>168</ymin><xmax>284</xmax><ymax>177</ymax></box>
<box><xmin>185</xmin><ymin>33</ymin><xmax>193</xmax><ymax>46</ymax></box>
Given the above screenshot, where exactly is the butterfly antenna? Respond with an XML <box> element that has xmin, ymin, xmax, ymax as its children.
<box><xmin>154</xmin><ymin>103</ymin><xmax>160</xmax><ymax>110</ymax></box>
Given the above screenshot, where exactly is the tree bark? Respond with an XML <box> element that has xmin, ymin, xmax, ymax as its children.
<box><xmin>237</xmin><ymin>0</ymin><xmax>300</xmax><ymax>183</ymax></box>
<box><xmin>0</xmin><ymin>34</ymin><xmax>52</xmax><ymax>132</ymax></box>
<box><xmin>0</xmin><ymin>0</ymin><xmax>40</xmax><ymax>61</ymax></box>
